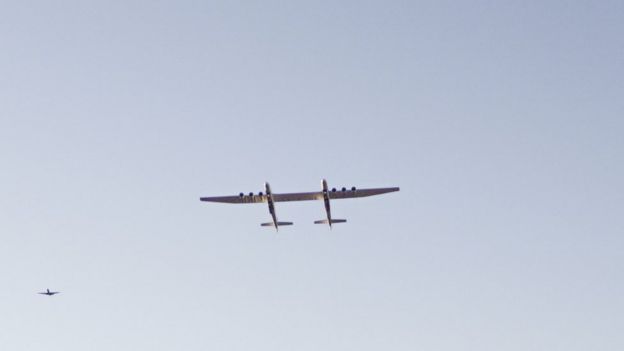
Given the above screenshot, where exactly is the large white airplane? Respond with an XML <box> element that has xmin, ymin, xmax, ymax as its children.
<box><xmin>200</xmin><ymin>179</ymin><xmax>399</xmax><ymax>230</ymax></box>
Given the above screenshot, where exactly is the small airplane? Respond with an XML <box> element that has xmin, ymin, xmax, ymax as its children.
<box><xmin>38</xmin><ymin>289</ymin><xmax>60</xmax><ymax>296</ymax></box>
<box><xmin>200</xmin><ymin>179</ymin><xmax>399</xmax><ymax>230</ymax></box>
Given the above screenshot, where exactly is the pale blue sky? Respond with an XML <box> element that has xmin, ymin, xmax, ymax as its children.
<box><xmin>1</xmin><ymin>1</ymin><xmax>623</xmax><ymax>350</ymax></box>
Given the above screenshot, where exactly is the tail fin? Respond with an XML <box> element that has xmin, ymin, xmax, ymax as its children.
<box><xmin>314</xmin><ymin>219</ymin><xmax>347</xmax><ymax>224</ymax></box>
<box><xmin>261</xmin><ymin>222</ymin><xmax>293</xmax><ymax>227</ymax></box>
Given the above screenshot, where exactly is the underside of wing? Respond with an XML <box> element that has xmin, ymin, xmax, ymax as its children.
<box><xmin>199</xmin><ymin>195</ymin><xmax>267</xmax><ymax>204</ymax></box>
<box><xmin>272</xmin><ymin>191</ymin><xmax>324</xmax><ymax>202</ymax></box>
<box><xmin>328</xmin><ymin>187</ymin><xmax>400</xmax><ymax>200</ymax></box>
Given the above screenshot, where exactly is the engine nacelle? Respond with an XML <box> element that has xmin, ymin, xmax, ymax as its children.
<box><xmin>351</xmin><ymin>186</ymin><xmax>356</xmax><ymax>191</ymax></box>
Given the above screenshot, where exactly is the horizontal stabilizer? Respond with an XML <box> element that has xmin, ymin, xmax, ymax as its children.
<box><xmin>314</xmin><ymin>219</ymin><xmax>347</xmax><ymax>224</ymax></box>
<box><xmin>261</xmin><ymin>221</ymin><xmax>293</xmax><ymax>227</ymax></box>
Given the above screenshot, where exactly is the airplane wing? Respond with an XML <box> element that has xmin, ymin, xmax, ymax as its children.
<box><xmin>272</xmin><ymin>191</ymin><xmax>323</xmax><ymax>202</ymax></box>
<box><xmin>272</xmin><ymin>188</ymin><xmax>399</xmax><ymax>201</ymax></box>
<box><xmin>198</xmin><ymin>193</ymin><xmax>322</xmax><ymax>204</ymax></box>
<box><xmin>200</xmin><ymin>187</ymin><xmax>399</xmax><ymax>204</ymax></box>
<box><xmin>327</xmin><ymin>187</ymin><xmax>400</xmax><ymax>200</ymax></box>
<box><xmin>200</xmin><ymin>195</ymin><xmax>268</xmax><ymax>204</ymax></box>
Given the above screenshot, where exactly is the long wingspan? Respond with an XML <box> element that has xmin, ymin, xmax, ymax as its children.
<box><xmin>200</xmin><ymin>187</ymin><xmax>399</xmax><ymax>204</ymax></box>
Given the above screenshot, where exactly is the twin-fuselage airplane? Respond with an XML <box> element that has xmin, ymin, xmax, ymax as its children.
<box><xmin>200</xmin><ymin>179</ymin><xmax>399</xmax><ymax>230</ymax></box>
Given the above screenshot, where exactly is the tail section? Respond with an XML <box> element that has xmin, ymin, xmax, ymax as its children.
<box><xmin>314</xmin><ymin>219</ymin><xmax>347</xmax><ymax>224</ymax></box>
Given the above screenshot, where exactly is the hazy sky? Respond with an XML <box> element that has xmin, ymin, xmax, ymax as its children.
<box><xmin>1</xmin><ymin>1</ymin><xmax>623</xmax><ymax>350</ymax></box>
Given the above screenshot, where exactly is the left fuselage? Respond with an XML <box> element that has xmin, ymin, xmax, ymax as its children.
<box><xmin>322</xmin><ymin>179</ymin><xmax>332</xmax><ymax>225</ymax></box>
<box><xmin>265</xmin><ymin>182</ymin><xmax>278</xmax><ymax>228</ymax></box>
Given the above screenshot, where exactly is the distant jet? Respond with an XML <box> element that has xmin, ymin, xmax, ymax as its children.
<box><xmin>38</xmin><ymin>289</ymin><xmax>60</xmax><ymax>296</ymax></box>
<box><xmin>200</xmin><ymin>179</ymin><xmax>400</xmax><ymax>230</ymax></box>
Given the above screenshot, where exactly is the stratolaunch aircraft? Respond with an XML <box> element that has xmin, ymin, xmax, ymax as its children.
<box><xmin>200</xmin><ymin>179</ymin><xmax>399</xmax><ymax>230</ymax></box>
<box><xmin>38</xmin><ymin>289</ymin><xmax>60</xmax><ymax>296</ymax></box>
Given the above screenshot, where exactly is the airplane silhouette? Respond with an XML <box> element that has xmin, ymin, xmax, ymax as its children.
<box><xmin>38</xmin><ymin>289</ymin><xmax>60</xmax><ymax>296</ymax></box>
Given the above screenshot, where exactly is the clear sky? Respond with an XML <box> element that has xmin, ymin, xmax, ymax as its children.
<box><xmin>1</xmin><ymin>1</ymin><xmax>623</xmax><ymax>350</ymax></box>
